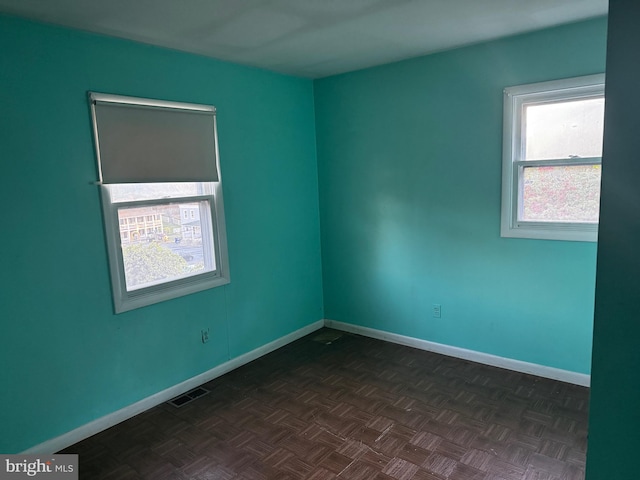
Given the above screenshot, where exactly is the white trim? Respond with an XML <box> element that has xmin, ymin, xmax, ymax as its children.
<box><xmin>23</xmin><ymin>320</ymin><xmax>324</xmax><ymax>454</ymax></box>
<box><xmin>324</xmin><ymin>319</ymin><xmax>590</xmax><ymax>387</ymax></box>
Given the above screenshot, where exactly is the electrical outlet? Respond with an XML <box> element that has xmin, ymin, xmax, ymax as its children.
<box><xmin>201</xmin><ymin>328</ymin><xmax>210</xmax><ymax>343</ymax></box>
<box><xmin>433</xmin><ymin>304</ymin><xmax>442</xmax><ymax>318</ymax></box>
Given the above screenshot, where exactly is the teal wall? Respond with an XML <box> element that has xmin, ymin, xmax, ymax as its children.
<box><xmin>587</xmin><ymin>1</ymin><xmax>640</xmax><ymax>477</ymax></box>
<box><xmin>0</xmin><ymin>12</ymin><xmax>609</xmax><ymax>455</ymax></box>
<box><xmin>0</xmin><ymin>15</ymin><xmax>323</xmax><ymax>453</ymax></box>
<box><xmin>314</xmin><ymin>18</ymin><xmax>607</xmax><ymax>374</ymax></box>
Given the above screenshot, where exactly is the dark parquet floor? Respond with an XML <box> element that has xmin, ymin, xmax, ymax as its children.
<box><xmin>60</xmin><ymin>328</ymin><xmax>589</xmax><ymax>479</ymax></box>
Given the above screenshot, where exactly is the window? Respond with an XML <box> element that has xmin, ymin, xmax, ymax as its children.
<box><xmin>500</xmin><ymin>74</ymin><xmax>605</xmax><ymax>242</ymax></box>
<box><xmin>89</xmin><ymin>93</ymin><xmax>230</xmax><ymax>313</ymax></box>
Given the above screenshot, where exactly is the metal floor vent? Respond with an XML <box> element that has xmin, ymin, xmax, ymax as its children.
<box><xmin>167</xmin><ymin>387</ymin><xmax>209</xmax><ymax>408</ymax></box>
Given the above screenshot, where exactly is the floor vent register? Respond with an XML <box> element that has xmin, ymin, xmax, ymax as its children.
<box><xmin>167</xmin><ymin>387</ymin><xmax>210</xmax><ymax>407</ymax></box>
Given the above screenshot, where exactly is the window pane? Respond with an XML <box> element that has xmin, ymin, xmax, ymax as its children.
<box><xmin>525</xmin><ymin>97</ymin><xmax>604</xmax><ymax>160</ymax></box>
<box><xmin>108</xmin><ymin>182</ymin><xmax>205</xmax><ymax>203</ymax></box>
<box><xmin>117</xmin><ymin>202</ymin><xmax>216</xmax><ymax>291</ymax></box>
<box><xmin>521</xmin><ymin>165</ymin><xmax>601</xmax><ymax>223</ymax></box>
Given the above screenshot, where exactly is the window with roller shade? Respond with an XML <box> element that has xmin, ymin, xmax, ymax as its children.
<box><xmin>89</xmin><ymin>93</ymin><xmax>229</xmax><ymax>313</ymax></box>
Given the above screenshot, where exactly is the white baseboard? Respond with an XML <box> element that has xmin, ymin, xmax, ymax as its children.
<box><xmin>324</xmin><ymin>319</ymin><xmax>590</xmax><ymax>387</ymax></box>
<box><xmin>26</xmin><ymin>317</ymin><xmax>587</xmax><ymax>454</ymax></box>
<box><xmin>23</xmin><ymin>320</ymin><xmax>325</xmax><ymax>454</ymax></box>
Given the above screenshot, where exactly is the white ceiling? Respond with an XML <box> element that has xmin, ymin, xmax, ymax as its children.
<box><xmin>0</xmin><ymin>0</ymin><xmax>608</xmax><ymax>78</ymax></box>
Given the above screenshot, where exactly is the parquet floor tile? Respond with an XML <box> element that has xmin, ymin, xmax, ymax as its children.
<box><xmin>60</xmin><ymin>329</ymin><xmax>589</xmax><ymax>479</ymax></box>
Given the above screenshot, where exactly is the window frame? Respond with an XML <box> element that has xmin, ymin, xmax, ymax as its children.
<box><xmin>500</xmin><ymin>73</ymin><xmax>605</xmax><ymax>242</ymax></box>
<box><xmin>89</xmin><ymin>93</ymin><xmax>230</xmax><ymax>313</ymax></box>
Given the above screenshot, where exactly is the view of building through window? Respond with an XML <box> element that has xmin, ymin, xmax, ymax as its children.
<box><xmin>108</xmin><ymin>183</ymin><xmax>217</xmax><ymax>291</ymax></box>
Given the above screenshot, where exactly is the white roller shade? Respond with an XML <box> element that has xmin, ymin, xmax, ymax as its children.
<box><xmin>90</xmin><ymin>93</ymin><xmax>219</xmax><ymax>184</ymax></box>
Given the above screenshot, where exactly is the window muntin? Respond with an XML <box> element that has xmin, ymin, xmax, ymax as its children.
<box><xmin>90</xmin><ymin>93</ymin><xmax>229</xmax><ymax>313</ymax></box>
<box><xmin>501</xmin><ymin>74</ymin><xmax>605</xmax><ymax>242</ymax></box>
